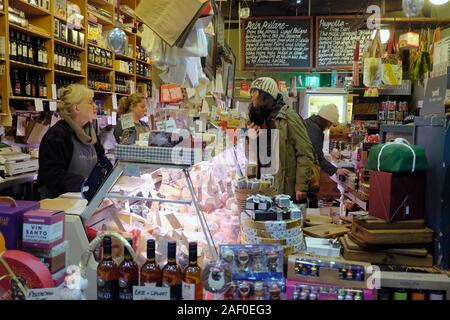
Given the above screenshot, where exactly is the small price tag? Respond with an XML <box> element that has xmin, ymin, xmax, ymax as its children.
<box><xmin>164</xmin><ymin>118</ymin><xmax>176</xmax><ymax>132</ymax></box>
<box><xmin>111</xmin><ymin>111</ymin><xmax>117</xmax><ymax>126</ymax></box>
<box><xmin>112</xmin><ymin>94</ymin><xmax>118</xmax><ymax>111</ymax></box>
<box><xmin>138</xmin><ymin>131</ymin><xmax>150</xmax><ymax>144</ymax></box>
<box><xmin>211</xmin><ymin>105</ymin><xmax>217</xmax><ymax>121</ymax></box>
<box><xmin>107</xmin><ymin>116</ymin><xmax>112</xmax><ymax>125</ymax></box>
<box><xmin>121</xmin><ymin>112</ymin><xmax>134</xmax><ymax>130</ymax></box>
<box><xmin>34</xmin><ymin>99</ymin><xmax>44</xmax><ymax>112</ymax></box>
<box><xmin>124</xmin><ymin>164</ymin><xmax>140</xmax><ymax>177</ymax></box>
<box><xmin>133</xmin><ymin>286</ymin><xmax>170</xmax><ymax>300</ymax></box>
<box><xmin>26</xmin><ymin>288</ymin><xmax>60</xmax><ymax>300</ymax></box>
<box><xmin>49</xmin><ymin>101</ymin><xmax>57</xmax><ymax>111</ymax></box>
<box><xmin>51</xmin><ymin>84</ymin><xmax>57</xmax><ymax>100</ymax></box>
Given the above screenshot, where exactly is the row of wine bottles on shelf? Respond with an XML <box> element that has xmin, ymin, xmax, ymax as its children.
<box><xmin>88</xmin><ymin>72</ymin><xmax>112</xmax><ymax>92</ymax></box>
<box><xmin>115</xmin><ymin>76</ymin><xmax>133</xmax><ymax>95</ymax></box>
<box><xmin>136</xmin><ymin>62</ymin><xmax>151</xmax><ymax>78</ymax></box>
<box><xmin>9</xmin><ymin>30</ymin><xmax>48</xmax><ymax>67</ymax></box>
<box><xmin>55</xmin><ymin>78</ymin><xmax>76</xmax><ymax>99</ymax></box>
<box><xmin>11</xmin><ymin>70</ymin><xmax>47</xmax><ymax>98</ymax></box>
<box><xmin>54</xmin><ymin>45</ymin><xmax>82</xmax><ymax>75</ymax></box>
<box><xmin>88</xmin><ymin>45</ymin><xmax>113</xmax><ymax>68</ymax></box>
<box><xmin>97</xmin><ymin>238</ymin><xmax>203</xmax><ymax>300</ymax></box>
<box><xmin>136</xmin><ymin>46</ymin><xmax>150</xmax><ymax>63</ymax></box>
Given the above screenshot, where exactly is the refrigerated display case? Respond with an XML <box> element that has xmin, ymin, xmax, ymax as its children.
<box><xmin>300</xmin><ymin>88</ymin><xmax>349</xmax><ymax>124</ymax></box>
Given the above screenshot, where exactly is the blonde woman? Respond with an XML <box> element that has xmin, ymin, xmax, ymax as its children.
<box><xmin>114</xmin><ymin>93</ymin><xmax>150</xmax><ymax>144</ymax></box>
<box><xmin>38</xmin><ymin>84</ymin><xmax>106</xmax><ymax>199</ymax></box>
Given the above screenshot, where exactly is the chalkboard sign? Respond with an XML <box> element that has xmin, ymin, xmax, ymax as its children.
<box><xmin>243</xmin><ymin>17</ymin><xmax>313</xmax><ymax>70</ymax></box>
<box><xmin>316</xmin><ymin>16</ymin><xmax>373</xmax><ymax>69</ymax></box>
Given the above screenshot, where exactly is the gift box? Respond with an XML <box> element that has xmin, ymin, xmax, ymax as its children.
<box><xmin>25</xmin><ymin>241</ymin><xmax>68</xmax><ymax>274</ymax></box>
<box><xmin>0</xmin><ymin>199</ymin><xmax>40</xmax><ymax>250</ymax></box>
<box><xmin>274</xmin><ymin>195</ymin><xmax>291</xmax><ymax>208</ymax></box>
<box><xmin>305</xmin><ymin>237</ymin><xmax>341</xmax><ymax>258</ymax></box>
<box><xmin>22</xmin><ymin>209</ymin><xmax>65</xmax><ymax>250</ymax></box>
<box><xmin>368</xmin><ymin>171</ymin><xmax>425</xmax><ymax>222</ymax></box>
<box><xmin>250</xmin><ymin>209</ymin><xmax>290</xmax><ymax>222</ymax></box>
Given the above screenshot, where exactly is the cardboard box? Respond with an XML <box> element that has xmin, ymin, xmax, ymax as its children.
<box><xmin>305</xmin><ymin>237</ymin><xmax>341</xmax><ymax>258</ymax></box>
<box><xmin>287</xmin><ymin>254</ymin><xmax>372</xmax><ymax>289</ymax></box>
<box><xmin>286</xmin><ymin>279</ymin><xmax>377</xmax><ymax>300</ymax></box>
<box><xmin>22</xmin><ymin>209</ymin><xmax>65</xmax><ymax>250</ymax></box>
<box><xmin>0</xmin><ymin>200</ymin><xmax>40</xmax><ymax>249</ymax></box>
<box><xmin>380</xmin><ymin>271</ymin><xmax>450</xmax><ymax>300</ymax></box>
<box><xmin>369</xmin><ymin>171</ymin><xmax>426</xmax><ymax>222</ymax></box>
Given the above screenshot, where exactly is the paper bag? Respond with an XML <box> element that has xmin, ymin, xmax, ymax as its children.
<box><xmin>135</xmin><ymin>0</ymin><xmax>209</xmax><ymax>47</ymax></box>
<box><xmin>382</xmin><ymin>27</ymin><xmax>402</xmax><ymax>86</ymax></box>
<box><xmin>363</xmin><ymin>30</ymin><xmax>383</xmax><ymax>88</ymax></box>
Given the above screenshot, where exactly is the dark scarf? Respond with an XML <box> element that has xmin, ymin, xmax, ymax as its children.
<box><xmin>248</xmin><ymin>94</ymin><xmax>285</xmax><ymax>129</ymax></box>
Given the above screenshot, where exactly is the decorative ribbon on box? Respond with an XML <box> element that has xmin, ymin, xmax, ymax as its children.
<box><xmin>240</xmin><ymin>211</ymin><xmax>302</xmax><ymax>232</ymax></box>
<box><xmin>115</xmin><ymin>145</ymin><xmax>201</xmax><ymax>165</ymax></box>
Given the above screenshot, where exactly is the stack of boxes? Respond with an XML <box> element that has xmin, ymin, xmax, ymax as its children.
<box><xmin>22</xmin><ymin>209</ymin><xmax>67</xmax><ymax>287</ymax></box>
<box><xmin>240</xmin><ymin>194</ymin><xmax>305</xmax><ymax>257</ymax></box>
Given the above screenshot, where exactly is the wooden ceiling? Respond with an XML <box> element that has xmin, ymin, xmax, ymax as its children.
<box><xmin>218</xmin><ymin>0</ymin><xmax>415</xmax><ymax>20</ymax></box>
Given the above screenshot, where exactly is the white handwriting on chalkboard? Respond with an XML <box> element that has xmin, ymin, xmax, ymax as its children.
<box><xmin>317</xmin><ymin>18</ymin><xmax>372</xmax><ymax>67</ymax></box>
<box><xmin>245</xmin><ymin>19</ymin><xmax>310</xmax><ymax>68</ymax></box>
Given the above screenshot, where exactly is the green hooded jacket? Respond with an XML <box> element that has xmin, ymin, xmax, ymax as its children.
<box><xmin>272</xmin><ymin>105</ymin><xmax>315</xmax><ymax>197</ymax></box>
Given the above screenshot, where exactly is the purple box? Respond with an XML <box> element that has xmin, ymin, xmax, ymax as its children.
<box><xmin>22</xmin><ymin>209</ymin><xmax>65</xmax><ymax>250</ymax></box>
<box><xmin>0</xmin><ymin>200</ymin><xmax>40</xmax><ymax>249</ymax></box>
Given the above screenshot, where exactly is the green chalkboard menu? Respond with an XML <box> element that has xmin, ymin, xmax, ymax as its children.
<box><xmin>242</xmin><ymin>17</ymin><xmax>313</xmax><ymax>70</ymax></box>
<box><xmin>316</xmin><ymin>16</ymin><xmax>373</xmax><ymax>69</ymax></box>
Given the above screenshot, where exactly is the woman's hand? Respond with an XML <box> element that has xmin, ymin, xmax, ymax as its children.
<box><xmin>296</xmin><ymin>191</ymin><xmax>307</xmax><ymax>202</ymax></box>
<box><xmin>247</xmin><ymin>122</ymin><xmax>261</xmax><ymax>139</ymax></box>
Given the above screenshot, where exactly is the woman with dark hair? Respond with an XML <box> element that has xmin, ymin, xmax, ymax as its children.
<box><xmin>247</xmin><ymin>77</ymin><xmax>316</xmax><ymax>202</ymax></box>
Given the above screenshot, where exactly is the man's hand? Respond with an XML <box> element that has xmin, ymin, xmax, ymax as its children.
<box><xmin>296</xmin><ymin>191</ymin><xmax>307</xmax><ymax>202</ymax></box>
<box><xmin>336</xmin><ymin>168</ymin><xmax>351</xmax><ymax>177</ymax></box>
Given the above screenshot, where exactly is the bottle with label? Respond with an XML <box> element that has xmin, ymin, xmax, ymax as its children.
<box><xmin>21</xmin><ymin>34</ymin><xmax>28</xmax><ymax>63</ymax></box>
<box><xmin>182</xmin><ymin>242</ymin><xmax>203</xmax><ymax>300</ymax></box>
<box><xmin>162</xmin><ymin>241</ymin><xmax>182</xmax><ymax>300</ymax></box>
<box><xmin>40</xmin><ymin>75</ymin><xmax>47</xmax><ymax>98</ymax></box>
<box><xmin>16</xmin><ymin>32</ymin><xmax>23</xmax><ymax>62</ymax></box>
<box><xmin>31</xmin><ymin>75</ymin><xmax>37</xmax><ymax>97</ymax></box>
<box><xmin>12</xmin><ymin>70</ymin><xmax>21</xmax><ymax>96</ymax></box>
<box><xmin>27</xmin><ymin>36</ymin><xmax>34</xmax><ymax>65</ymax></box>
<box><xmin>97</xmin><ymin>236</ymin><xmax>119</xmax><ymax>300</ymax></box>
<box><xmin>118</xmin><ymin>239</ymin><xmax>138</xmax><ymax>301</ymax></box>
<box><xmin>10</xmin><ymin>30</ymin><xmax>17</xmax><ymax>61</ymax></box>
<box><xmin>140</xmin><ymin>239</ymin><xmax>162</xmax><ymax>286</ymax></box>
<box><xmin>24</xmin><ymin>72</ymin><xmax>32</xmax><ymax>97</ymax></box>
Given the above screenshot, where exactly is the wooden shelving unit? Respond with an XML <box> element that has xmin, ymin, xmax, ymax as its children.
<box><xmin>0</xmin><ymin>0</ymin><xmax>152</xmax><ymax>127</ymax></box>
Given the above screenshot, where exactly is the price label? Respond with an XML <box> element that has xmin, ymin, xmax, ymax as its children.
<box><xmin>26</xmin><ymin>288</ymin><xmax>60</xmax><ymax>300</ymax></box>
<box><xmin>133</xmin><ymin>286</ymin><xmax>170</xmax><ymax>300</ymax></box>
<box><xmin>124</xmin><ymin>164</ymin><xmax>140</xmax><ymax>177</ymax></box>
<box><xmin>112</xmin><ymin>94</ymin><xmax>118</xmax><ymax>111</ymax></box>
<box><xmin>121</xmin><ymin>112</ymin><xmax>134</xmax><ymax>130</ymax></box>
<box><xmin>49</xmin><ymin>101</ymin><xmax>57</xmax><ymax>111</ymax></box>
<box><xmin>34</xmin><ymin>99</ymin><xmax>44</xmax><ymax>112</ymax></box>
<box><xmin>51</xmin><ymin>84</ymin><xmax>57</xmax><ymax>100</ymax></box>
<box><xmin>111</xmin><ymin>111</ymin><xmax>117</xmax><ymax>125</ymax></box>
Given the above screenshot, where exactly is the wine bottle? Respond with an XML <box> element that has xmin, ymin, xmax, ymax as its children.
<box><xmin>162</xmin><ymin>241</ymin><xmax>182</xmax><ymax>300</ymax></box>
<box><xmin>182</xmin><ymin>242</ymin><xmax>203</xmax><ymax>300</ymax></box>
<box><xmin>24</xmin><ymin>72</ymin><xmax>32</xmax><ymax>97</ymax></box>
<box><xmin>118</xmin><ymin>239</ymin><xmax>138</xmax><ymax>301</ymax></box>
<box><xmin>97</xmin><ymin>236</ymin><xmax>119</xmax><ymax>300</ymax></box>
<box><xmin>140</xmin><ymin>239</ymin><xmax>162</xmax><ymax>287</ymax></box>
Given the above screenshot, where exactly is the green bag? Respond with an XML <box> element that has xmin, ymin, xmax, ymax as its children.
<box><xmin>365</xmin><ymin>138</ymin><xmax>428</xmax><ymax>173</ymax></box>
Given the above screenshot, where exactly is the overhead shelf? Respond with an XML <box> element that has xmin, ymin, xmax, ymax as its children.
<box><xmin>54</xmin><ymin>39</ymin><xmax>85</xmax><ymax>51</ymax></box>
<box><xmin>9</xmin><ymin>0</ymin><xmax>51</xmax><ymax>17</ymax></box>
<box><xmin>9</xmin><ymin>24</ymin><xmax>51</xmax><ymax>40</ymax></box>
<box><xmin>88</xmin><ymin>63</ymin><xmax>113</xmax><ymax>72</ymax></box>
<box><xmin>136</xmin><ymin>75</ymin><xmax>152</xmax><ymax>82</ymax></box>
<box><xmin>10</xmin><ymin>60</ymin><xmax>52</xmax><ymax>71</ymax></box>
<box><xmin>115</xmin><ymin>70</ymin><xmax>134</xmax><ymax>77</ymax></box>
<box><xmin>114</xmin><ymin>53</ymin><xmax>134</xmax><ymax>61</ymax></box>
<box><xmin>55</xmin><ymin>70</ymin><xmax>86</xmax><ymax>79</ymax></box>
